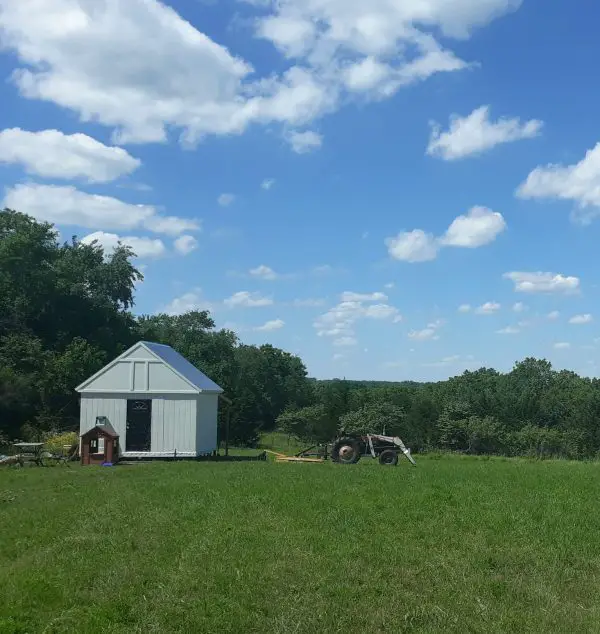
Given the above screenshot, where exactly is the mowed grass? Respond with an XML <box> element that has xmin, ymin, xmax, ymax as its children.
<box><xmin>1</xmin><ymin>456</ymin><xmax>600</xmax><ymax>633</ymax></box>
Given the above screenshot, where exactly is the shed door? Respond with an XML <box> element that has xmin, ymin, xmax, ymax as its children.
<box><xmin>126</xmin><ymin>399</ymin><xmax>152</xmax><ymax>451</ymax></box>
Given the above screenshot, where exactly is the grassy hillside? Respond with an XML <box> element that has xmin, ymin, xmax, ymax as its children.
<box><xmin>1</xmin><ymin>456</ymin><xmax>600</xmax><ymax>632</ymax></box>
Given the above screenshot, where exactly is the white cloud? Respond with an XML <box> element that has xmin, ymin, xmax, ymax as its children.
<box><xmin>547</xmin><ymin>310</ymin><xmax>560</xmax><ymax>320</ymax></box>
<box><xmin>261</xmin><ymin>178</ymin><xmax>275</xmax><ymax>190</ymax></box>
<box><xmin>253</xmin><ymin>0</ymin><xmax>517</xmax><ymax>99</ymax></box>
<box><xmin>569</xmin><ymin>314</ymin><xmax>593</xmax><ymax>325</ymax></box>
<box><xmin>554</xmin><ymin>342</ymin><xmax>571</xmax><ymax>350</ymax></box>
<box><xmin>286</xmin><ymin>130</ymin><xmax>322</xmax><ymax>154</ymax></box>
<box><xmin>427</xmin><ymin>106</ymin><xmax>542</xmax><ymax>160</ymax></box>
<box><xmin>163</xmin><ymin>290</ymin><xmax>214</xmax><ymax>316</ymax></box>
<box><xmin>340</xmin><ymin>291</ymin><xmax>387</xmax><ymax>302</ymax></box>
<box><xmin>3</xmin><ymin>183</ymin><xmax>198</xmax><ymax>236</ymax></box>
<box><xmin>293</xmin><ymin>297</ymin><xmax>326</xmax><ymax>307</ymax></box>
<box><xmin>333</xmin><ymin>336</ymin><xmax>358</xmax><ymax>347</ymax></box>
<box><xmin>0</xmin><ymin>0</ymin><xmax>521</xmax><ymax>150</ymax></box>
<box><xmin>385</xmin><ymin>230</ymin><xmax>439</xmax><ymax>262</ymax></box>
<box><xmin>512</xmin><ymin>302</ymin><xmax>527</xmax><ymax>313</ymax></box>
<box><xmin>255</xmin><ymin>318</ymin><xmax>285</xmax><ymax>331</ymax></box>
<box><xmin>516</xmin><ymin>143</ymin><xmax>600</xmax><ymax>224</ymax></box>
<box><xmin>496</xmin><ymin>326</ymin><xmax>520</xmax><ymax>335</ymax></box>
<box><xmin>384</xmin><ymin>282</ymin><xmax>394</xmax><ymax>289</ymax></box>
<box><xmin>174</xmin><ymin>235</ymin><xmax>198</xmax><ymax>255</ymax></box>
<box><xmin>218</xmin><ymin>193</ymin><xmax>235</xmax><ymax>207</ymax></box>
<box><xmin>0</xmin><ymin>0</ymin><xmax>258</xmax><ymax>145</ymax></box>
<box><xmin>364</xmin><ymin>304</ymin><xmax>402</xmax><ymax>321</ymax></box>
<box><xmin>408</xmin><ymin>328</ymin><xmax>438</xmax><ymax>341</ymax></box>
<box><xmin>503</xmin><ymin>271</ymin><xmax>580</xmax><ymax>294</ymax></box>
<box><xmin>315</xmin><ymin>296</ymin><xmax>402</xmax><ymax>343</ymax></box>
<box><xmin>332</xmin><ymin>353</ymin><xmax>345</xmax><ymax>361</ymax></box>
<box><xmin>249</xmin><ymin>264</ymin><xmax>279</xmax><ymax>280</ymax></box>
<box><xmin>224</xmin><ymin>291</ymin><xmax>273</xmax><ymax>308</ymax></box>
<box><xmin>81</xmin><ymin>231</ymin><xmax>166</xmax><ymax>259</ymax></box>
<box><xmin>475</xmin><ymin>301</ymin><xmax>501</xmax><ymax>315</ymax></box>
<box><xmin>408</xmin><ymin>318</ymin><xmax>444</xmax><ymax>341</ymax></box>
<box><xmin>458</xmin><ymin>304</ymin><xmax>472</xmax><ymax>313</ymax></box>
<box><xmin>387</xmin><ymin>207</ymin><xmax>505</xmax><ymax>262</ymax></box>
<box><xmin>440</xmin><ymin>206</ymin><xmax>506</xmax><ymax>248</ymax></box>
<box><xmin>0</xmin><ymin>128</ymin><xmax>140</xmax><ymax>182</ymax></box>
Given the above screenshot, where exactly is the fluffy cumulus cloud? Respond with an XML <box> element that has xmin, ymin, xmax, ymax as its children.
<box><xmin>249</xmin><ymin>265</ymin><xmax>279</xmax><ymax>280</ymax></box>
<box><xmin>0</xmin><ymin>0</ymin><xmax>523</xmax><ymax>148</ymax></box>
<box><xmin>554</xmin><ymin>342</ymin><xmax>571</xmax><ymax>350</ymax></box>
<box><xmin>408</xmin><ymin>319</ymin><xmax>444</xmax><ymax>341</ymax></box>
<box><xmin>218</xmin><ymin>193</ymin><xmax>236</xmax><ymax>207</ymax></box>
<box><xmin>497</xmin><ymin>326</ymin><xmax>520</xmax><ymax>335</ymax></box>
<box><xmin>516</xmin><ymin>143</ymin><xmax>600</xmax><ymax>224</ymax></box>
<box><xmin>286</xmin><ymin>130</ymin><xmax>322</xmax><ymax>154</ymax></box>
<box><xmin>81</xmin><ymin>231</ymin><xmax>166</xmax><ymax>259</ymax></box>
<box><xmin>341</xmin><ymin>291</ymin><xmax>387</xmax><ymax>302</ymax></box>
<box><xmin>440</xmin><ymin>206</ymin><xmax>506</xmax><ymax>248</ymax></box>
<box><xmin>255</xmin><ymin>318</ymin><xmax>285</xmax><ymax>331</ymax></box>
<box><xmin>2</xmin><ymin>183</ymin><xmax>199</xmax><ymax>235</ymax></box>
<box><xmin>569</xmin><ymin>314</ymin><xmax>593</xmax><ymax>325</ymax></box>
<box><xmin>173</xmin><ymin>235</ymin><xmax>198</xmax><ymax>255</ymax></box>
<box><xmin>385</xmin><ymin>230</ymin><xmax>439</xmax><ymax>263</ymax></box>
<box><xmin>458</xmin><ymin>304</ymin><xmax>472</xmax><ymax>313</ymax></box>
<box><xmin>163</xmin><ymin>289</ymin><xmax>214</xmax><ymax>315</ymax></box>
<box><xmin>427</xmin><ymin>106</ymin><xmax>542</xmax><ymax>160</ymax></box>
<box><xmin>387</xmin><ymin>206</ymin><xmax>505</xmax><ymax>262</ymax></box>
<box><xmin>0</xmin><ymin>128</ymin><xmax>140</xmax><ymax>182</ymax></box>
<box><xmin>503</xmin><ymin>271</ymin><xmax>580</xmax><ymax>294</ymax></box>
<box><xmin>314</xmin><ymin>291</ymin><xmax>401</xmax><ymax>346</ymax></box>
<box><xmin>475</xmin><ymin>301</ymin><xmax>501</xmax><ymax>315</ymax></box>
<box><xmin>224</xmin><ymin>291</ymin><xmax>273</xmax><ymax>308</ymax></box>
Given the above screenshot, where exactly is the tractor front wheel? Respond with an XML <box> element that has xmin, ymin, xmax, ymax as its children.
<box><xmin>378</xmin><ymin>449</ymin><xmax>399</xmax><ymax>466</ymax></box>
<box><xmin>331</xmin><ymin>438</ymin><xmax>362</xmax><ymax>464</ymax></box>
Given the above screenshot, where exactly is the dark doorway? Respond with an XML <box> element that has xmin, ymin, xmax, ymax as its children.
<box><xmin>126</xmin><ymin>399</ymin><xmax>152</xmax><ymax>451</ymax></box>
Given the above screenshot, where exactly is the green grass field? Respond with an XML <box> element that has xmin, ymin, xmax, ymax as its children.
<box><xmin>1</xmin><ymin>455</ymin><xmax>600</xmax><ymax>633</ymax></box>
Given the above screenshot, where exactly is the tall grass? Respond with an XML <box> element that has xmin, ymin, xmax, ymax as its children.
<box><xmin>1</xmin><ymin>456</ymin><xmax>600</xmax><ymax>632</ymax></box>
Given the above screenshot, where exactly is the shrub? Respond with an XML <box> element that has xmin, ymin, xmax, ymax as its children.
<box><xmin>43</xmin><ymin>431</ymin><xmax>78</xmax><ymax>455</ymax></box>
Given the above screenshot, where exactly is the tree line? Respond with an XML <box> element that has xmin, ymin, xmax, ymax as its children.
<box><xmin>2</xmin><ymin>209</ymin><xmax>600</xmax><ymax>459</ymax></box>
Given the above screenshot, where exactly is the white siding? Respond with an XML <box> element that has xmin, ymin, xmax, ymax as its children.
<box><xmin>86</xmin><ymin>362</ymin><xmax>131</xmax><ymax>392</ymax></box>
<box><xmin>147</xmin><ymin>362</ymin><xmax>194</xmax><ymax>393</ymax></box>
<box><xmin>150</xmin><ymin>395</ymin><xmax>197</xmax><ymax>453</ymax></box>
<box><xmin>80</xmin><ymin>394</ymin><xmax>127</xmax><ymax>441</ymax></box>
<box><xmin>196</xmin><ymin>394</ymin><xmax>218</xmax><ymax>455</ymax></box>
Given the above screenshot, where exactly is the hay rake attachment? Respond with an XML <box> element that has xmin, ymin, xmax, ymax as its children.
<box><xmin>266</xmin><ymin>434</ymin><xmax>416</xmax><ymax>467</ymax></box>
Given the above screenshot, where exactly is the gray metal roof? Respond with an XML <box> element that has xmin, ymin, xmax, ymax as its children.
<box><xmin>142</xmin><ymin>341</ymin><xmax>223</xmax><ymax>393</ymax></box>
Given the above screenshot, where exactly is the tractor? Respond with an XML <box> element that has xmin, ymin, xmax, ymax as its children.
<box><xmin>267</xmin><ymin>434</ymin><xmax>416</xmax><ymax>467</ymax></box>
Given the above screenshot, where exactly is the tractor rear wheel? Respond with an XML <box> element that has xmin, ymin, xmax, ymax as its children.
<box><xmin>331</xmin><ymin>437</ymin><xmax>362</xmax><ymax>464</ymax></box>
<box><xmin>378</xmin><ymin>449</ymin><xmax>399</xmax><ymax>466</ymax></box>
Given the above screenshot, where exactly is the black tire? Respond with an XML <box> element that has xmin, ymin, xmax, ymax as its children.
<box><xmin>330</xmin><ymin>437</ymin><xmax>362</xmax><ymax>464</ymax></box>
<box><xmin>378</xmin><ymin>449</ymin><xmax>399</xmax><ymax>466</ymax></box>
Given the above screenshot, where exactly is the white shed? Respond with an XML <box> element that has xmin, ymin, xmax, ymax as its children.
<box><xmin>76</xmin><ymin>341</ymin><xmax>223</xmax><ymax>459</ymax></box>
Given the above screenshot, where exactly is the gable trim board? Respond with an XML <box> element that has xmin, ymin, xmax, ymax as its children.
<box><xmin>76</xmin><ymin>341</ymin><xmax>223</xmax><ymax>394</ymax></box>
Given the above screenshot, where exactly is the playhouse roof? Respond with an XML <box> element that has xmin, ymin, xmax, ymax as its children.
<box><xmin>81</xmin><ymin>420</ymin><xmax>119</xmax><ymax>438</ymax></box>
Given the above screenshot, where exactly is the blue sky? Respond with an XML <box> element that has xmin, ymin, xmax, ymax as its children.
<box><xmin>1</xmin><ymin>0</ymin><xmax>600</xmax><ymax>381</ymax></box>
